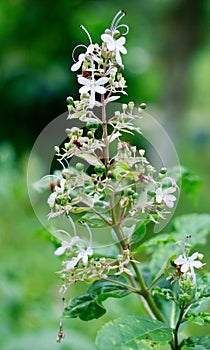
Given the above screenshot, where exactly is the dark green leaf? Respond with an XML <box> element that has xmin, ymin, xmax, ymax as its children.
<box><xmin>63</xmin><ymin>294</ymin><xmax>106</xmax><ymax>321</ymax></box>
<box><xmin>64</xmin><ymin>276</ymin><xmax>131</xmax><ymax>321</ymax></box>
<box><xmin>95</xmin><ymin>315</ymin><xmax>173</xmax><ymax>350</ymax></box>
<box><xmin>185</xmin><ymin>312</ymin><xmax>210</xmax><ymax>325</ymax></box>
<box><xmin>88</xmin><ymin>275</ymin><xmax>131</xmax><ymax>301</ymax></box>
<box><xmin>180</xmin><ymin>336</ymin><xmax>210</xmax><ymax>349</ymax></box>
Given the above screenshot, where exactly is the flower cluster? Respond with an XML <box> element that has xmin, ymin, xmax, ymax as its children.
<box><xmin>36</xmin><ymin>11</ymin><xmax>179</xmax><ymax>291</ymax></box>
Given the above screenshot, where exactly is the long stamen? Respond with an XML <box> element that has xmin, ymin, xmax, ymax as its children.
<box><xmin>72</xmin><ymin>44</ymin><xmax>87</xmax><ymax>62</ymax></box>
<box><xmin>115</xmin><ymin>24</ymin><xmax>129</xmax><ymax>36</ymax></box>
<box><xmin>67</xmin><ymin>215</ymin><xmax>77</xmax><ymax>237</ymax></box>
<box><xmin>110</xmin><ymin>10</ymin><xmax>126</xmax><ymax>34</ymax></box>
<box><xmin>80</xmin><ymin>24</ymin><xmax>93</xmax><ymax>45</ymax></box>
<box><xmin>82</xmin><ymin>221</ymin><xmax>93</xmax><ymax>247</ymax></box>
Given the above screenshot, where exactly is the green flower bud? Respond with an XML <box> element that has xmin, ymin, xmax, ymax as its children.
<box><xmin>159</xmin><ymin>167</ymin><xmax>167</xmax><ymax>175</ymax></box>
<box><xmin>127</xmin><ymin>189</ymin><xmax>135</xmax><ymax>196</ymax></box>
<box><xmin>76</xmin><ymin>163</ymin><xmax>85</xmax><ymax>171</ymax></box>
<box><xmin>140</xmin><ymin>102</ymin><xmax>147</xmax><ymax>110</ymax></box>
<box><xmin>132</xmin><ymin>192</ymin><xmax>138</xmax><ymax>199</ymax></box>
<box><xmin>66</xmin><ymin>96</ymin><xmax>74</xmax><ymax>105</ymax></box>
<box><xmin>94</xmin><ymin>165</ymin><xmax>106</xmax><ymax>174</ymax></box>
<box><xmin>86</xmin><ymin>121</ymin><xmax>99</xmax><ymax>130</ymax></box>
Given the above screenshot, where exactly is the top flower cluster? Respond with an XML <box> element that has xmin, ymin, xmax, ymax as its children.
<box><xmin>71</xmin><ymin>10</ymin><xmax>129</xmax><ymax>109</ymax></box>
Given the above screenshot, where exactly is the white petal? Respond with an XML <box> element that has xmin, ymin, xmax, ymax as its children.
<box><xmin>189</xmin><ymin>252</ymin><xmax>199</xmax><ymax>261</ymax></box>
<box><xmin>165</xmin><ymin>187</ymin><xmax>176</xmax><ymax>194</ymax></box>
<box><xmin>82</xmin><ymin>253</ymin><xmax>88</xmax><ymax>265</ymax></box>
<box><xmin>96</xmin><ymin>77</ymin><xmax>109</xmax><ymax>85</ymax></box>
<box><xmin>101</xmin><ymin>34</ymin><xmax>115</xmax><ymax>50</ymax></box>
<box><xmin>79</xmin><ymin>85</ymin><xmax>90</xmax><ymax>94</ymax></box>
<box><xmin>47</xmin><ymin>192</ymin><xmax>57</xmax><ymax>207</ymax></box>
<box><xmin>94</xmin><ymin>86</ymin><xmax>107</xmax><ymax>94</ymax></box>
<box><xmin>89</xmin><ymin>89</ymin><xmax>95</xmax><ymax>109</ymax></box>
<box><xmin>87</xmin><ymin>44</ymin><xmax>95</xmax><ymax>53</ymax></box>
<box><xmin>54</xmin><ymin>246</ymin><xmax>66</xmax><ymax>256</ymax></box>
<box><xmin>116</xmin><ymin>50</ymin><xmax>123</xmax><ymax>67</ymax></box>
<box><xmin>174</xmin><ymin>255</ymin><xmax>186</xmax><ymax>265</ymax></box>
<box><xmin>78</xmin><ymin>76</ymin><xmax>91</xmax><ymax>86</ymax></box>
<box><xmin>66</xmin><ymin>257</ymin><xmax>80</xmax><ymax>270</ymax></box>
<box><xmin>180</xmin><ymin>263</ymin><xmax>189</xmax><ymax>273</ymax></box>
<box><xmin>192</xmin><ymin>261</ymin><xmax>203</xmax><ymax>269</ymax></box>
<box><xmin>116</xmin><ymin>36</ymin><xmax>126</xmax><ymax>46</ymax></box>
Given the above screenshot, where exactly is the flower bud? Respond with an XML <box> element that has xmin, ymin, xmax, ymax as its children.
<box><xmin>140</xmin><ymin>102</ymin><xmax>147</xmax><ymax>110</ymax></box>
<box><xmin>159</xmin><ymin>167</ymin><xmax>167</xmax><ymax>175</ymax></box>
<box><xmin>128</xmin><ymin>101</ymin><xmax>135</xmax><ymax>111</ymax></box>
<box><xmin>76</xmin><ymin>163</ymin><xmax>85</xmax><ymax>171</ymax></box>
<box><xmin>139</xmin><ymin>149</ymin><xmax>145</xmax><ymax>157</ymax></box>
<box><xmin>122</xmin><ymin>104</ymin><xmax>127</xmax><ymax>112</ymax></box>
<box><xmin>54</xmin><ymin>146</ymin><xmax>60</xmax><ymax>153</ymax></box>
<box><xmin>66</xmin><ymin>96</ymin><xmax>74</xmax><ymax>105</ymax></box>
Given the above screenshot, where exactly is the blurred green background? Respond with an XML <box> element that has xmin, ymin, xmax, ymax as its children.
<box><xmin>1</xmin><ymin>0</ymin><xmax>210</xmax><ymax>349</ymax></box>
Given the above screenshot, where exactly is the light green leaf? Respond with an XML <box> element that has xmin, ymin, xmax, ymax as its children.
<box><xmin>172</xmin><ymin>213</ymin><xmax>210</xmax><ymax>244</ymax></box>
<box><xmin>95</xmin><ymin>315</ymin><xmax>173</xmax><ymax>350</ymax></box>
<box><xmin>77</xmin><ymin>153</ymin><xmax>103</xmax><ymax>166</ymax></box>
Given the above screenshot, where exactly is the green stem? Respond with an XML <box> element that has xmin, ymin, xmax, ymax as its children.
<box><xmin>102</xmin><ymin>277</ymin><xmax>142</xmax><ymax>295</ymax></box>
<box><xmin>113</xmin><ymin>224</ymin><xmax>165</xmax><ymax>322</ymax></box>
<box><xmin>101</xmin><ymin>94</ymin><xmax>109</xmax><ymax>166</ymax></box>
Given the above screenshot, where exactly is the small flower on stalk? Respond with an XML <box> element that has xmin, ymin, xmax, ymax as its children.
<box><xmin>101</xmin><ymin>34</ymin><xmax>127</xmax><ymax>68</ymax></box>
<box><xmin>174</xmin><ymin>252</ymin><xmax>205</xmax><ymax>284</ymax></box>
<box><xmin>71</xmin><ymin>44</ymin><xmax>95</xmax><ymax>71</ymax></box>
<box><xmin>54</xmin><ymin>236</ymin><xmax>81</xmax><ymax>256</ymax></box>
<box><xmin>78</xmin><ymin>75</ymin><xmax>109</xmax><ymax>109</ymax></box>
<box><xmin>65</xmin><ymin>247</ymin><xmax>93</xmax><ymax>270</ymax></box>
<box><xmin>155</xmin><ymin>186</ymin><xmax>176</xmax><ymax>208</ymax></box>
<box><xmin>47</xmin><ymin>178</ymin><xmax>66</xmax><ymax>208</ymax></box>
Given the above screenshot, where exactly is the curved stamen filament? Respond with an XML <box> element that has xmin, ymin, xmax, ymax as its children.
<box><xmin>67</xmin><ymin>215</ymin><xmax>77</xmax><ymax>237</ymax></box>
<box><xmin>72</xmin><ymin>44</ymin><xmax>87</xmax><ymax>62</ymax></box>
<box><xmin>82</xmin><ymin>221</ymin><xmax>93</xmax><ymax>247</ymax></box>
<box><xmin>80</xmin><ymin>24</ymin><xmax>93</xmax><ymax>45</ymax></box>
<box><xmin>115</xmin><ymin>23</ymin><xmax>129</xmax><ymax>36</ymax></box>
<box><xmin>110</xmin><ymin>10</ymin><xmax>126</xmax><ymax>34</ymax></box>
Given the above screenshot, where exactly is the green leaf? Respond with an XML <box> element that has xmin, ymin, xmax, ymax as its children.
<box><xmin>185</xmin><ymin>312</ymin><xmax>210</xmax><ymax>325</ymax></box>
<box><xmin>130</xmin><ymin>222</ymin><xmax>147</xmax><ymax>246</ymax></box>
<box><xmin>167</xmin><ymin>166</ymin><xmax>202</xmax><ymax>201</ymax></box>
<box><xmin>180</xmin><ymin>336</ymin><xmax>210</xmax><ymax>349</ymax></box>
<box><xmin>64</xmin><ymin>276</ymin><xmax>131</xmax><ymax>321</ymax></box>
<box><xmin>63</xmin><ymin>294</ymin><xmax>106</xmax><ymax>321</ymax></box>
<box><xmin>172</xmin><ymin>213</ymin><xmax>210</xmax><ymax>244</ymax></box>
<box><xmin>95</xmin><ymin>315</ymin><xmax>173</xmax><ymax>350</ymax></box>
<box><xmin>77</xmin><ymin>152</ymin><xmax>103</xmax><ymax>166</ymax></box>
<box><xmin>88</xmin><ymin>275</ymin><xmax>131</xmax><ymax>302</ymax></box>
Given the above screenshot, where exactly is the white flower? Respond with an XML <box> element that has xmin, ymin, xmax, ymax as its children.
<box><xmin>155</xmin><ymin>186</ymin><xmax>176</xmax><ymax>208</ymax></box>
<box><xmin>174</xmin><ymin>252</ymin><xmax>205</xmax><ymax>284</ymax></box>
<box><xmin>65</xmin><ymin>247</ymin><xmax>93</xmax><ymax>270</ymax></box>
<box><xmin>101</xmin><ymin>33</ymin><xmax>127</xmax><ymax>67</ymax></box>
<box><xmin>47</xmin><ymin>178</ymin><xmax>66</xmax><ymax>208</ymax></box>
<box><xmin>54</xmin><ymin>236</ymin><xmax>81</xmax><ymax>256</ymax></box>
<box><xmin>71</xmin><ymin>44</ymin><xmax>95</xmax><ymax>71</ymax></box>
<box><xmin>78</xmin><ymin>76</ymin><xmax>109</xmax><ymax>109</ymax></box>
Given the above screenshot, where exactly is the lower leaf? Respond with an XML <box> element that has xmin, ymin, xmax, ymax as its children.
<box><xmin>95</xmin><ymin>315</ymin><xmax>173</xmax><ymax>350</ymax></box>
